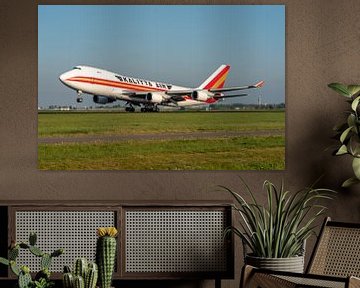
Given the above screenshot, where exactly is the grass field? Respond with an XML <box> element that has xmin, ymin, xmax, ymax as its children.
<box><xmin>38</xmin><ymin>111</ymin><xmax>285</xmax><ymax>137</ymax></box>
<box><xmin>38</xmin><ymin>111</ymin><xmax>285</xmax><ymax>170</ymax></box>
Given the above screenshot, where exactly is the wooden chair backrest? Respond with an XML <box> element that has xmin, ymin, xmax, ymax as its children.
<box><xmin>307</xmin><ymin>217</ymin><xmax>360</xmax><ymax>277</ymax></box>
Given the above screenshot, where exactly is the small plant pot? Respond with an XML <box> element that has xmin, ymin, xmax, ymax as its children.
<box><xmin>245</xmin><ymin>254</ymin><xmax>305</xmax><ymax>273</ymax></box>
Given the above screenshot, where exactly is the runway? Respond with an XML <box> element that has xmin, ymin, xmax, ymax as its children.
<box><xmin>39</xmin><ymin>129</ymin><xmax>284</xmax><ymax>144</ymax></box>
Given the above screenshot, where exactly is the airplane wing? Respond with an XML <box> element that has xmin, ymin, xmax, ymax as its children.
<box><xmin>118</xmin><ymin>90</ymin><xmax>182</xmax><ymax>102</ymax></box>
<box><xmin>115</xmin><ymin>90</ymin><xmax>179</xmax><ymax>106</ymax></box>
<box><xmin>165</xmin><ymin>90</ymin><xmax>194</xmax><ymax>96</ymax></box>
<box><xmin>213</xmin><ymin>93</ymin><xmax>248</xmax><ymax>99</ymax></box>
<box><xmin>209</xmin><ymin>80</ymin><xmax>265</xmax><ymax>93</ymax></box>
<box><xmin>113</xmin><ymin>80</ymin><xmax>264</xmax><ymax>106</ymax></box>
<box><xmin>165</xmin><ymin>80</ymin><xmax>264</xmax><ymax>96</ymax></box>
<box><xmin>121</xmin><ymin>91</ymin><xmax>139</xmax><ymax>96</ymax></box>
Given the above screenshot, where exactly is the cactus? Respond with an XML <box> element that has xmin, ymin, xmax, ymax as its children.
<box><xmin>63</xmin><ymin>259</ymin><xmax>98</xmax><ymax>288</ymax></box>
<box><xmin>63</xmin><ymin>274</ymin><xmax>74</xmax><ymax>288</ymax></box>
<box><xmin>62</xmin><ymin>265</ymin><xmax>74</xmax><ymax>288</ymax></box>
<box><xmin>85</xmin><ymin>263</ymin><xmax>98</xmax><ymax>288</ymax></box>
<box><xmin>10</xmin><ymin>260</ymin><xmax>20</xmax><ymax>276</ymax></box>
<box><xmin>74</xmin><ymin>275</ymin><xmax>85</xmax><ymax>288</ymax></box>
<box><xmin>96</xmin><ymin>227</ymin><xmax>118</xmax><ymax>288</ymax></box>
<box><xmin>74</xmin><ymin>258</ymin><xmax>88</xmax><ymax>279</ymax></box>
<box><xmin>19</xmin><ymin>243</ymin><xmax>30</xmax><ymax>249</ymax></box>
<box><xmin>18</xmin><ymin>269</ymin><xmax>32</xmax><ymax>288</ymax></box>
<box><xmin>0</xmin><ymin>257</ymin><xmax>9</xmax><ymax>266</ymax></box>
<box><xmin>0</xmin><ymin>232</ymin><xmax>64</xmax><ymax>288</ymax></box>
<box><xmin>64</xmin><ymin>265</ymin><xmax>72</xmax><ymax>273</ymax></box>
<box><xmin>9</xmin><ymin>246</ymin><xmax>19</xmax><ymax>260</ymax></box>
<box><xmin>51</xmin><ymin>248</ymin><xmax>64</xmax><ymax>258</ymax></box>
<box><xmin>41</xmin><ymin>253</ymin><xmax>52</xmax><ymax>270</ymax></box>
<box><xmin>29</xmin><ymin>245</ymin><xmax>44</xmax><ymax>257</ymax></box>
<box><xmin>63</xmin><ymin>272</ymin><xmax>74</xmax><ymax>288</ymax></box>
<box><xmin>29</xmin><ymin>232</ymin><xmax>37</xmax><ymax>246</ymax></box>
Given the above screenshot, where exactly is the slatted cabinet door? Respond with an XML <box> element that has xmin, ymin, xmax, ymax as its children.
<box><xmin>7</xmin><ymin>203</ymin><xmax>233</xmax><ymax>281</ymax></box>
<box><xmin>122</xmin><ymin>206</ymin><xmax>233</xmax><ymax>279</ymax></box>
<box><xmin>9</xmin><ymin>206</ymin><xmax>119</xmax><ymax>278</ymax></box>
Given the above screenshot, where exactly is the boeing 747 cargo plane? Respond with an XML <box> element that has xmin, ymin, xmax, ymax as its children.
<box><xmin>59</xmin><ymin>65</ymin><xmax>264</xmax><ymax>112</ymax></box>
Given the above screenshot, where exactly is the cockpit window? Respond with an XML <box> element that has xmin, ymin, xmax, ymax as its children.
<box><xmin>73</xmin><ymin>66</ymin><xmax>82</xmax><ymax>70</ymax></box>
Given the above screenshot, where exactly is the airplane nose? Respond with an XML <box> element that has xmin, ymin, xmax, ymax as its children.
<box><xmin>59</xmin><ymin>73</ymin><xmax>67</xmax><ymax>83</ymax></box>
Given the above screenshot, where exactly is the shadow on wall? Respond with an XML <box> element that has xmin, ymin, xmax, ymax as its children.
<box><xmin>291</xmin><ymin>100</ymin><xmax>360</xmax><ymax>222</ymax></box>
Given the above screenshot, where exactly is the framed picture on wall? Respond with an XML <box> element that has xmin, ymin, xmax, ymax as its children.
<box><xmin>38</xmin><ymin>5</ymin><xmax>285</xmax><ymax>170</ymax></box>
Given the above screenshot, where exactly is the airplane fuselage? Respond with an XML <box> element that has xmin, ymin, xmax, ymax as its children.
<box><xmin>59</xmin><ymin>65</ymin><xmax>263</xmax><ymax>111</ymax></box>
<box><xmin>59</xmin><ymin>66</ymin><xmax>210</xmax><ymax>107</ymax></box>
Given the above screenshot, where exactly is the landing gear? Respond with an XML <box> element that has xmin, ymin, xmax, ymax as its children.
<box><xmin>140</xmin><ymin>105</ymin><xmax>159</xmax><ymax>112</ymax></box>
<box><xmin>124</xmin><ymin>103</ymin><xmax>160</xmax><ymax>112</ymax></box>
<box><xmin>76</xmin><ymin>90</ymin><xmax>83</xmax><ymax>103</ymax></box>
<box><xmin>125</xmin><ymin>106</ymin><xmax>135</xmax><ymax>112</ymax></box>
<box><xmin>125</xmin><ymin>103</ymin><xmax>136</xmax><ymax>112</ymax></box>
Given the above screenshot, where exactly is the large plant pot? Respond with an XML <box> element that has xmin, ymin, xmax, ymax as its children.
<box><xmin>245</xmin><ymin>254</ymin><xmax>304</xmax><ymax>273</ymax></box>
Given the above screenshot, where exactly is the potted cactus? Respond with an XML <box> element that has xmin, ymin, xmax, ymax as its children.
<box><xmin>96</xmin><ymin>227</ymin><xmax>118</xmax><ymax>288</ymax></box>
<box><xmin>62</xmin><ymin>258</ymin><xmax>98</xmax><ymax>288</ymax></box>
<box><xmin>0</xmin><ymin>232</ymin><xmax>63</xmax><ymax>288</ymax></box>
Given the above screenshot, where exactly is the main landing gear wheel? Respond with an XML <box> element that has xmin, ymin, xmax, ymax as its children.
<box><xmin>125</xmin><ymin>106</ymin><xmax>135</xmax><ymax>112</ymax></box>
<box><xmin>140</xmin><ymin>106</ymin><xmax>159</xmax><ymax>112</ymax></box>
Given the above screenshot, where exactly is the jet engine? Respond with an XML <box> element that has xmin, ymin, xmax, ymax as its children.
<box><xmin>191</xmin><ymin>91</ymin><xmax>209</xmax><ymax>102</ymax></box>
<box><xmin>146</xmin><ymin>92</ymin><xmax>164</xmax><ymax>104</ymax></box>
<box><xmin>93</xmin><ymin>95</ymin><xmax>115</xmax><ymax>104</ymax></box>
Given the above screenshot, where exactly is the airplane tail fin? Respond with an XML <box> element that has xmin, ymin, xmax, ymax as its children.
<box><xmin>198</xmin><ymin>64</ymin><xmax>230</xmax><ymax>90</ymax></box>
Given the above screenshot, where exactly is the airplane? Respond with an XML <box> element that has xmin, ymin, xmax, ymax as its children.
<box><xmin>59</xmin><ymin>65</ymin><xmax>264</xmax><ymax>112</ymax></box>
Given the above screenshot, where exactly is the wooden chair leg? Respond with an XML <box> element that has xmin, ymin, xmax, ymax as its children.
<box><xmin>240</xmin><ymin>265</ymin><xmax>255</xmax><ymax>288</ymax></box>
<box><xmin>215</xmin><ymin>278</ymin><xmax>221</xmax><ymax>288</ymax></box>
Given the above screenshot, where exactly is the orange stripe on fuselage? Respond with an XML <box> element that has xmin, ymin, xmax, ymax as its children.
<box><xmin>67</xmin><ymin>77</ymin><xmax>168</xmax><ymax>92</ymax></box>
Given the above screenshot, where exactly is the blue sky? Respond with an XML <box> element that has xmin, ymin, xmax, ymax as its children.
<box><xmin>38</xmin><ymin>5</ymin><xmax>285</xmax><ymax>107</ymax></box>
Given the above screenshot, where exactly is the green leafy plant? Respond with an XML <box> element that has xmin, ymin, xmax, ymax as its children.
<box><xmin>222</xmin><ymin>179</ymin><xmax>334</xmax><ymax>258</ymax></box>
<box><xmin>328</xmin><ymin>83</ymin><xmax>360</xmax><ymax>187</ymax></box>
<box><xmin>32</xmin><ymin>278</ymin><xmax>54</xmax><ymax>288</ymax></box>
<box><xmin>0</xmin><ymin>232</ymin><xmax>63</xmax><ymax>288</ymax></box>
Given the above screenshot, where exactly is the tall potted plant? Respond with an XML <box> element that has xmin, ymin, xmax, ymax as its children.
<box><xmin>328</xmin><ymin>83</ymin><xmax>360</xmax><ymax>187</ymax></box>
<box><xmin>222</xmin><ymin>179</ymin><xmax>334</xmax><ymax>273</ymax></box>
<box><xmin>96</xmin><ymin>227</ymin><xmax>118</xmax><ymax>288</ymax></box>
